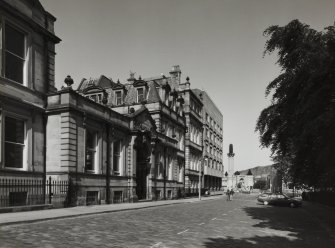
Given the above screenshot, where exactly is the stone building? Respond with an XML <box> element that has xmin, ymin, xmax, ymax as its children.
<box><xmin>192</xmin><ymin>89</ymin><xmax>224</xmax><ymax>191</ymax></box>
<box><xmin>0</xmin><ymin>0</ymin><xmax>225</xmax><ymax>208</ymax></box>
<box><xmin>0</xmin><ymin>0</ymin><xmax>60</xmax><ymax>206</ymax></box>
<box><xmin>179</xmin><ymin>78</ymin><xmax>203</xmax><ymax>195</ymax></box>
<box><xmin>76</xmin><ymin>65</ymin><xmax>186</xmax><ymax>202</ymax></box>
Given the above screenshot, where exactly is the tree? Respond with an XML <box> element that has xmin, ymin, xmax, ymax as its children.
<box><xmin>253</xmin><ymin>180</ymin><xmax>267</xmax><ymax>190</ymax></box>
<box><xmin>256</xmin><ymin>20</ymin><xmax>335</xmax><ymax>189</ymax></box>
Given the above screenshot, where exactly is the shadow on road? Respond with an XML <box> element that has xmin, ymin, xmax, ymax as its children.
<box><xmin>203</xmin><ymin>204</ymin><xmax>335</xmax><ymax>248</ymax></box>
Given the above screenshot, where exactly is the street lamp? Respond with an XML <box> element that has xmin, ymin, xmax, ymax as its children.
<box><xmin>199</xmin><ymin>158</ymin><xmax>202</xmax><ymax>200</ymax></box>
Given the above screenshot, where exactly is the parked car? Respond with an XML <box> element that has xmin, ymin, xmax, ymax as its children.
<box><xmin>257</xmin><ymin>192</ymin><xmax>272</xmax><ymax>202</ymax></box>
<box><xmin>257</xmin><ymin>193</ymin><xmax>302</xmax><ymax>208</ymax></box>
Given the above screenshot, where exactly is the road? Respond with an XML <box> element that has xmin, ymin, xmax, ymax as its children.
<box><xmin>0</xmin><ymin>194</ymin><xmax>335</xmax><ymax>248</ymax></box>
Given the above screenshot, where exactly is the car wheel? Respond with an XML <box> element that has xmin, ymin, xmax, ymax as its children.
<box><xmin>290</xmin><ymin>202</ymin><xmax>296</xmax><ymax>208</ymax></box>
<box><xmin>264</xmin><ymin>201</ymin><xmax>269</xmax><ymax>205</ymax></box>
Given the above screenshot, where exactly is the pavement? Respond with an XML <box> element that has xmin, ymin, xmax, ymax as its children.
<box><xmin>0</xmin><ymin>195</ymin><xmax>222</xmax><ymax>226</ymax></box>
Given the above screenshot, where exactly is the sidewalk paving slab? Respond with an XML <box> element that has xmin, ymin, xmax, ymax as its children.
<box><xmin>0</xmin><ymin>195</ymin><xmax>223</xmax><ymax>226</ymax></box>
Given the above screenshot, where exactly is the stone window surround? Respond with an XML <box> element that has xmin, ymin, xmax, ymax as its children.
<box><xmin>85</xmin><ymin>126</ymin><xmax>100</xmax><ymax>174</ymax></box>
<box><xmin>136</xmin><ymin>86</ymin><xmax>146</xmax><ymax>103</ymax></box>
<box><xmin>1</xmin><ymin>110</ymin><xmax>31</xmax><ymax>171</ymax></box>
<box><xmin>0</xmin><ymin>16</ymin><xmax>31</xmax><ymax>87</ymax></box>
<box><xmin>114</xmin><ymin>90</ymin><xmax>123</xmax><ymax>106</ymax></box>
<box><xmin>112</xmin><ymin>139</ymin><xmax>125</xmax><ymax>176</ymax></box>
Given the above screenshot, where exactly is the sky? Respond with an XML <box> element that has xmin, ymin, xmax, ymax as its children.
<box><xmin>41</xmin><ymin>0</ymin><xmax>335</xmax><ymax>171</ymax></box>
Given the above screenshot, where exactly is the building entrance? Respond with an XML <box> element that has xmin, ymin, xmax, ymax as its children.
<box><xmin>134</xmin><ymin>134</ymin><xmax>151</xmax><ymax>200</ymax></box>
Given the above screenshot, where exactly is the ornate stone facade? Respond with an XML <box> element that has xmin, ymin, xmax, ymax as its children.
<box><xmin>76</xmin><ymin>65</ymin><xmax>187</xmax><ymax>201</ymax></box>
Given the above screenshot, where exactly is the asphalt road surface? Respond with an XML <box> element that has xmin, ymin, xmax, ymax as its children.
<box><xmin>0</xmin><ymin>194</ymin><xmax>335</xmax><ymax>248</ymax></box>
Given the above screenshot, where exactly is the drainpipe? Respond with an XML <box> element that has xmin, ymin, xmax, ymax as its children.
<box><xmin>43</xmin><ymin>113</ymin><xmax>47</xmax><ymax>204</ymax></box>
<box><xmin>163</xmin><ymin>147</ymin><xmax>167</xmax><ymax>200</ymax></box>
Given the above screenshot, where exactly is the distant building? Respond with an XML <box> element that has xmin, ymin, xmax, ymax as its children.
<box><xmin>239</xmin><ymin>165</ymin><xmax>282</xmax><ymax>192</ymax></box>
<box><xmin>193</xmin><ymin>89</ymin><xmax>224</xmax><ymax>191</ymax></box>
<box><xmin>235</xmin><ymin>169</ymin><xmax>254</xmax><ymax>191</ymax></box>
<box><xmin>179</xmin><ymin>77</ymin><xmax>203</xmax><ymax>195</ymax></box>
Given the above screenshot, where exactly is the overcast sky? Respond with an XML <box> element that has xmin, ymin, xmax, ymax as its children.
<box><xmin>41</xmin><ymin>0</ymin><xmax>335</xmax><ymax>171</ymax></box>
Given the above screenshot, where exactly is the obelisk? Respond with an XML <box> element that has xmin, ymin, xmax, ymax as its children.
<box><xmin>227</xmin><ymin>144</ymin><xmax>235</xmax><ymax>189</ymax></box>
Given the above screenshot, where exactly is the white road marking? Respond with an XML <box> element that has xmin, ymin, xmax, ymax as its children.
<box><xmin>177</xmin><ymin>229</ymin><xmax>189</xmax><ymax>235</ymax></box>
<box><xmin>150</xmin><ymin>242</ymin><xmax>162</xmax><ymax>248</ymax></box>
<box><xmin>198</xmin><ymin>223</ymin><xmax>205</xmax><ymax>225</ymax></box>
<box><xmin>212</xmin><ymin>218</ymin><xmax>217</xmax><ymax>220</ymax></box>
<box><xmin>222</xmin><ymin>214</ymin><xmax>227</xmax><ymax>216</ymax></box>
<box><xmin>212</xmin><ymin>218</ymin><xmax>226</xmax><ymax>221</ymax></box>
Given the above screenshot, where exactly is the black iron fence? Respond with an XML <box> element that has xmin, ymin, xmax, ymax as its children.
<box><xmin>0</xmin><ymin>177</ymin><xmax>69</xmax><ymax>208</ymax></box>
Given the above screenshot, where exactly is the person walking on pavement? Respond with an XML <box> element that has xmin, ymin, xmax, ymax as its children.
<box><xmin>226</xmin><ymin>189</ymin><xmax>231</xmax><ymax>201</ymax></box>
<box><xmin>230</xmin><ymin>189</ymin><xmax>235</xmax><ymax>201</ymax></box>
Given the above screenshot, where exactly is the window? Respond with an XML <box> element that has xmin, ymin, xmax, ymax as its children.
<box><xmin>115</xmin><ymin>91</ymin><xmax>122</xmax><ymax>105</ymax></box>
<box><xmin>113</xmin><ymin>140</ymin><xmax>121</xmax><ymax>175</ymax></box>
<box><xmin>85</xmin><ymin>129</ymin><xmax>97</xmax><ymax>171</ymax></box>
<box><xmin>3</xmin><ymin>23</ymin><xmax>26</xmax><ymax>84</ymax></box>
<box><xmin>5</xmin><ymin>116</ymin><xmax>25</xmax><ymax>168</ymax></box>
<box><xmin>137</xmin><ymin>88</ymin><xmax>145</xmax><ymax>103</ymax></box>
<box><xmin>90</xmin><ymin>95</ymin><xmax>97</xmax><ymax>102</ymax></box>
<box><xmin>86</xmin><ymin>93</ymin><xmax>103</xmax><ymax>104</ymax></box>
<box><xmin>97</xmin><ymin>94</ymin><xmax>102</xmax><ymax>104</ymax></box>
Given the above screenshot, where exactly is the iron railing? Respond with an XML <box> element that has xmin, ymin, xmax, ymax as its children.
<box><xmin>0</xmin><ymin>177</ymin><xmax>69</xmax><ymax>208</ymax></box>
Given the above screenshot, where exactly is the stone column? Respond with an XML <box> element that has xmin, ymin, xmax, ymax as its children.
<box><xmin>128</xmin><ymin>135</ymin><xmax>137</xmax><ymax>202</ymax></box>
<box><xmin>147</xmin><ymin>148</ymin><xmax>156</xmax><ymax>200</ymax></box>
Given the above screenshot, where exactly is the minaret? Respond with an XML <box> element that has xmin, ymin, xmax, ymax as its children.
<box><xmin>227</xmin><ymin>144</ymin><xmax>235</xmax><ymax>176</ymax></box>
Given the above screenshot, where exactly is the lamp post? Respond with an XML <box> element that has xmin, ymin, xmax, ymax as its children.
<box><xmin>199</xmin><ymin>158</ymin><xmax>202</xmax><ymax>200</ymax></box>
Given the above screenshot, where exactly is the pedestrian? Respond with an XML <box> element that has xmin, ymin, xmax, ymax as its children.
<box><xmin>226</xmin><ymin>189</ymin><xmax>231</xmax><ymax>201</ymax></box>
<box><xmin>230</xmin><ymin>189</ymin><xmax>234</xmax><ymax>201</ymax></box>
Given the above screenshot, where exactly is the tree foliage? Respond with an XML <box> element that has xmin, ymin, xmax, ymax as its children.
<box><xmin>253</xmin><ymin>180</ymin><xmax>267</xmax><ymax>190</ymax></box>
<box><xmin>256</xmin><ymin>20</ymin><xmax>335</xmax><ymax>189</ymax></box>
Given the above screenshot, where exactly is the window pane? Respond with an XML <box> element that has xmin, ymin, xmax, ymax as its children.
<box><xmin>5</xmin><ymin>24</ymin><xmax>25</xmax><ymax>57</ymax></box>
<box><xmin>5</xmin><ymin>142</ymin><xmax>24</xmax><ymax>168</ymax></box>
<box><xmin>5</xmin><ymin>52</ymin><xmax>24</xmax><ymax>84</ymax></box>
<box><xmin>85</xmin><ymin>129</ymin><xmax>96</xmax><ymax>171</ymax></box>
<box><xmin>86</xmin><ymin>130</ymin><xmax>95</xmax><ymax>149</ymax></box>
<box><xmin>5</xmin><ymin>117</ymin><xmax>24</xmax><ymax>143</ymax></box>
<box><xmin>113</xmin><ymin>141</ymin><xmax>120</xmax><ymax>172</ymax></box>
<box><xmin>137</xmin><ymin>88</ymin><xmax>144</xmax><ymax>102</ymax></box>
<box><xmin>116</xmin><ymin>91</ymin><xmax>122</xmax><ymax>105</ymax></box>
<box><xmin>85</xmin><ymin>150</ymin><xmax>95</xmax><ymax>171</ymax></box>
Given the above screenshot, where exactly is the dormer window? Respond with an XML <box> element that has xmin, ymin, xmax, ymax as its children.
<box><xmin>86</xmin><ymin>93</ymin><xmax>103</xmax><ymax>104</ymax></box>
<box><xmin>115</xmin><ymin>91</ymin><xmax>123</xmax><ymax>105</ymax></box>
<box><xmin>137</xmin><ymin>87</ymin><xmax>145</xmax><ymax>103</ymax></box>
